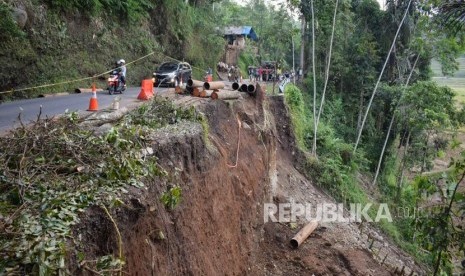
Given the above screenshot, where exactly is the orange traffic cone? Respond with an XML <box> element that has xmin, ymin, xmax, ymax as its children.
<box><xmin>137</xmin><ymin>79</ymin><xmax>153</xmax><ymax>100</ymax></box>
<box><xmin>87</xmin><ymin>83</ymin><xmax>99</xmax><ymax>111</ymax></box>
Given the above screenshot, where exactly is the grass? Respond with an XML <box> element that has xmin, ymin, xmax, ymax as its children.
<box><xmin>431</xmin><ymin>57</ymin><xmax>465</xmax><ymax>104</ymax></box>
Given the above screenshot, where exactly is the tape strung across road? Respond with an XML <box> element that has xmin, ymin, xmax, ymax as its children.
<box><xmin>0</xmin><ymin>51</ymin><xmax>208</xmax><ymax>96</ymax></box>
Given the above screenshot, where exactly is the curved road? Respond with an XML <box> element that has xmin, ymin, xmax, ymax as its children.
<box><xmin>0</xmin><ymin>86</ymin><xmax>169</xmax><ymax>133</ymax></box>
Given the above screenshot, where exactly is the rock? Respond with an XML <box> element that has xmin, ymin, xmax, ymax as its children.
<box><xmin>12</xmin><ymin>8</ymin><xmax>27</xmax><ymax>29</ymax></box>
<box><xmin>242</xmin><ymin>121</ymin><xmax>251</xmax><ymax>130</ymax></box>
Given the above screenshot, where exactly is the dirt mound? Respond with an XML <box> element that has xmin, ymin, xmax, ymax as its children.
<box><xmin>68</xmin><ymin>92</ymin><xmax>422</xmax><ymax>275</ymax></box>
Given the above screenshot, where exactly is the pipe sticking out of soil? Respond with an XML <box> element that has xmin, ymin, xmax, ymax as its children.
<box><xmin>232</xmin><ymin>82</ymin><xmax>240</xmax><ymax>91</ymax></box>
<box><xmin>290</xmin><ymin>221</ymin><xmax>319</xmax><ymax>248</ymax></box>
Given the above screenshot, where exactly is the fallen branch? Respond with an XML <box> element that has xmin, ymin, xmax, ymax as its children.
<box><xmin>101</xmin><ymin>205</ymin><xmax>124</xmax><ymax>276</ymax></box>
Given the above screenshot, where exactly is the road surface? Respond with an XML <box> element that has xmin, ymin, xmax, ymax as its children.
<box><xmin>0</xmin><ymin>86</ymin><xmax>169</xmax><ymax>133</ymax></box>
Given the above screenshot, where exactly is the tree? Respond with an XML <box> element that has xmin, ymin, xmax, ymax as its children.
<box><xmin>437</xmin><ymin>0</ymin><xmax>465</xmax><ymax>35</ymax></box>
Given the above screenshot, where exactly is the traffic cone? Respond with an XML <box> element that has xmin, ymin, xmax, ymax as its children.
<box><xmin>87</xmin><ymin>83</ymin><xmax>98</xmax><ymax>111</ymax></box>
<box><xmin>138</xmin><ymin>79</ymin><xmax>153</xmax><ymax>100</ymax></box>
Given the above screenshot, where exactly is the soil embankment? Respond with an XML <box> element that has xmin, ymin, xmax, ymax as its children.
<box><xmin>69</xmin><ymin>91</ymin><xmax>422</xmax><ymax>275</ymax></box>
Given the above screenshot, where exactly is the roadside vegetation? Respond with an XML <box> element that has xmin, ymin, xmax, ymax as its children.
<box><xmin>279</xmin><ymin>1</ymin><xmax>465</xmax><ymax>274</ymax></box>
<box><xmin>0</xmin><ymin>98</ymin><xmax>202</xmax><ymax>274</ymax></box>
<box><xmin>2</xmin><ymin>0</ymin><xmax>465</xmax><ymax>274</ymax></box>
<box><xmin>0</xmin><ymin>0</ymin><xmax>225</xmax><ymax>100</ymax></box>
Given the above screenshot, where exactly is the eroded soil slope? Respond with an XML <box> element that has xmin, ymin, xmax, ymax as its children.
<box><xmin>70</xmin><ymin>91</ymin><xmax>422</xmax><ymax>275</ymax></box>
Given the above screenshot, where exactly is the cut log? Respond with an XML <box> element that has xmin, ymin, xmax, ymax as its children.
<box><xmin>175</xmin><ymin>86</ymin><xmax>184</xmax><ymax>94</ymax></box>
<box><xmin>192</xmin><ymin>87</ymin><xmax>203</xmax><ymax>97</ymax></box>
<box><xmin>187</xmin><ymin>79</ymin><xmax>204</xmax><ymax>88</ymax></box>
<box><xmin>211</xmin><ymin>90</ymin><xmax>241</xmax><ymax>100</ymax></box>
<box><xmin>290</xmin><ymin>221</ymin><xmax>318</xmax><ymax>248</ymax></box>
<box><xmin>75</xmin><ymin>88</ymin><xmax>104</xmax><ymax>93</ymax></box>
<box><xmin>199</xmin><ymin>90</ymin><xmax>215</xmax><ymax>98</ymax></box>
<box><xmin>204</xmin><ymin>81</ymin><xmax>225</xmax><ymax>90</ymax></box>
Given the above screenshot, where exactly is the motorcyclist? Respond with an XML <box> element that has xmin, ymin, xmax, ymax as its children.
<box><xmin>117</xmin><ymin>59</ymin><xmax>127</xmax><ymax>87</ymax></box>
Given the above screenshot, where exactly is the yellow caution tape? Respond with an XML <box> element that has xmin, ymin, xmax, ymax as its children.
<box><xmin>0</xmin><ymin>51</ymin><xmax>210</xmax><ymax>95</ymax></box>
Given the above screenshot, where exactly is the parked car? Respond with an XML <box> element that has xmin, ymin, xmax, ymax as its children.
<box><xmin>153</xmin><ymin>62</ymin><xmax>192</xmax><ymax>87</ymax></box>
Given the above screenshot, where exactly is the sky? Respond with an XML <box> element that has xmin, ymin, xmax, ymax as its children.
<box><xmin>231</xmin><ymin>0</ymin><xmax>386</xmax><ymax>10</ymax></box>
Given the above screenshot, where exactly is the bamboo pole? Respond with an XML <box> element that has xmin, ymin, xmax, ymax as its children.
<box><xmin>290</xmin><ymin>220</ymin><xmax>318</xmax><ymax>248</ymax></box>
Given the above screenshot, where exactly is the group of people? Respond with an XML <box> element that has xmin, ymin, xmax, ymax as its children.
<box><xmin>247</xmin><ymin>66</ymin><xmax>303</xmax><ymax>82</ymax></box>
<box><xmin>228</xmin><ymin>66</ymin><xmax>242</xmax><ymax>82</ymax></box>
<box><xmin>118</xmin><ymin>59</ymin><xmax>302</xmax><ymax>87</ymax></box>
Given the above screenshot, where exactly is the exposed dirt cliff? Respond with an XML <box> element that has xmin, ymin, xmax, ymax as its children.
<box><xmin>61</xmin><ymin>89</ymin><xmax>426</xmax><ymax>275</ymax></box>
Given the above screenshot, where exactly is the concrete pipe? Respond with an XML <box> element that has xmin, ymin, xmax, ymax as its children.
<box><xmin>247</xmin><ymin>84</ymin><xmax>256</xmax><ymax>94</ymax></box>
<box><xmin>290</xmin><ymin>220</ymin><xmax>319</xmax><ymax>248</ymax></box>
<box><xmin>232</xmin><ymin>82</ymin><xmax>240</xmax><ymax>91</ymax></box>
<box><xmin>204</xmin><ymin>81</ymin><xmax>225</xmax><ymax>90</ymax></box>
<box><xmin>240</xmin><ymin>84</ymin><xmax>248</xmax><ymax>92</ymax></box>
<box><xmin>187</xmin><ymin>79</ymin><xmax>204</xmax><ymax>88</ymax></box>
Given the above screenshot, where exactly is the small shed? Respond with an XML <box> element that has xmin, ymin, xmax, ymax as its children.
<box><xmin>223</xmin><ymin>26</ymin><xmax>258</xmax><ymax>48</ymax></box>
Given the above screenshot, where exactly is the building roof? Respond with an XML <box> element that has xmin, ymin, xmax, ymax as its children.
<box><xmin>223</xmin><ymin>26</ymin><xmax>258</xmax><ymax>41</ymax></box>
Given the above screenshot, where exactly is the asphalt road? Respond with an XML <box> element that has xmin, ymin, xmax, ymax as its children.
<box><xmin>0</xmin><ymin>86</ymin><xmax>168</xmax><ymax>132</ymax></box>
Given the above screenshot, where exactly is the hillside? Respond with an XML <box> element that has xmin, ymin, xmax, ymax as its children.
<box><xmin>2</xmin><ymin>0</ymin><xmax>465</xmax><ymax>275</ymax></box>
<box><xmin>0</xmin><ymin>86</ymin><xmax>426</xmax><ymax>275</ymax></box>
<box><xmin>0</xmin><ymin>0</ymin><xmax>223</xmax><ymax>100</ymax></box>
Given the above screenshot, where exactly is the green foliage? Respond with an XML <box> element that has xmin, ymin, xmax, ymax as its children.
<box><xmin>0</xmin><ymin>3</ymin><xmax>25</xmax><ymax>41</ymax></box>
<box><xmin>410</xmin><ymin>158</ymin><xmax>465</xmax><ymax>274</ymax></box>
<box><xmin>0</xmin><ymin>98</ymin><xmax>199</xmax><ymax>274</ymax></box>
<box><xmin>238</xmin><ymin>47</ymin><xmax>258</xmax><ymax>77</ymax></box>
<box><xmin>161</xmin><ymin>186</ymin><xmax>182</xmax><ymax>210</ymax></box>
<box><xmin>284</xmin><ymin>84</ymin><xmax>308</xmax><ymax>150</ymax></box>
<box><xmin>43</xmin><ymin>0</ymin><xmax>154</xmax><ymax>21</ymax></box>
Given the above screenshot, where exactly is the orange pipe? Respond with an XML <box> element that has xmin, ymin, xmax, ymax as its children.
<box><xmin>290</xmin><ymin>221</ymin><xmax>318</xmax><ymax>248</ymax></box>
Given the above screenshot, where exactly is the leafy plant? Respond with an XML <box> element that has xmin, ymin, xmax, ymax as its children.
<box><xmin>161</xmin><ymin>185</ymin><xmax>182</xmax><ymax>210</ymax></box>
<box><xmin>0</xmin><ymin>3</ymin><xmax>25</xmax><ymax>41</ymax></box>
<box><xmin>0</xmin><ymin>98</ymin><xmax>199</xmax><ymax>274</ymax></box>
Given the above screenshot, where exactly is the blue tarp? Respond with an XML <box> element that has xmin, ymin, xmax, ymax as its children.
<box><xmin>223</xmin><ymin>26</ymin><xmax>258</xmax><ymax>41</ymax></box>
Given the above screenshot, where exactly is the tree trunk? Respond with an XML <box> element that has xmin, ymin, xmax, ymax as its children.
<box><xmin>372</xmin><ymin>53</ymin><xmax>420</xmax><ymax>186</ymax></box>
<box><xmin>300</xmin><ymin>16</ymin><xmax>306</xmax><ymax>75</ymax></box>
<box><xmin>353</xmin><ymin>0</ymin><xmax>413</xmax><ymax>152</ymax></box>
<box><xmin>316</xmin><ymin>0</ymin><xmax>339</xmax><ymax>129</ymax></box>
<box><xmin>396</xmin><ymin>131</ymin><xmax>410</xmax><ymax>199</ymax></box>
<box><xmin>311</xmin><ymin>0</ymin><xmax>317</xmax><ymax>156</ymax></box>
<box><xmin>200</xmin><ymin>90</ymin><xmax>214</xmax><ymax>98</ymax></box>
<box><xmin>211</xmin><ymin>90</ymin><xmax>241</xmax><ymax>100</ymax></box>
<box><xmin>357</xmin><ymin>86</ymin><xmax>364</xmax><ymax>135</ymax></box>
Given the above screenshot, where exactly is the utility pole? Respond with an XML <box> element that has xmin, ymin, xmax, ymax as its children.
<box><xmin>300</xmin><ymin>15</ymin><xmax>305</xmax><ymax>76</ymax></box>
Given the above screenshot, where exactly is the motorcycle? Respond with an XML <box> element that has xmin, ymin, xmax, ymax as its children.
<box><xmin>107</xmin><ymin>70</ymin><xmax>126</xmax><ymax>95</ymax></box>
